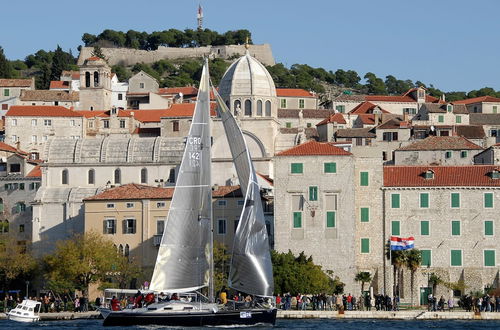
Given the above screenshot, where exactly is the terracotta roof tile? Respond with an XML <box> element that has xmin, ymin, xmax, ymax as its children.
<box><xmin>6</xmin><ymin>105</ymin><xmax>83</xmax><ymax>117</ymax></box>
<box><xmin>384</xmin><ymin>165</ymin><xmax>500</xmax><ymax>187</ymax></box>
<box><xmin>26</xmin><ymin>165</ymin><xmax>42</xmax><ymax>178</ymax></box>
<box><xmin>20</xmin><ymin>90</ymin><xmax>79</xmax><ymax>102</ymax></box>
<box><xmin>49</xmin><ymin>81</ymin><xmax>70</xmax><ymax>89</ymax></box>
<box><xmin>335</xmin><ymin>128</ymin><xmax>376</xmax><ymax>138</ymax></box>
<box><xmin>365</xmin><ymin>95</ymin><xmax>415</xmax><ymax>103</ymax></box>
<box><xmin>0</xmin><ymin>142</ymin><xmax>27</xmax><ymax>155</ymax></box>
<box><xmin>0</xmin><ymin>79</ymin><xmax>33</xmax><ymax>88</ymax></box>
<box><xmin>278</xmin><ymin>109</ymin><xmax>335</xmax><ymax>119</ymax></box>
<box><xmin>158</xmin><ymin>87</ymin><xmax>198</xmax><ymax>96</ymax></box>
<box><xmin>452</xmin><ymin>96</ymin><xmax>500</xmax><ymax>104</ymax></box>
<box><xmin>276</xmin><ymin>88</ymin><xmax>316</xmax><ymax>98</ymax></box>
<box><xmin>397</xmin><ymin>136</ymin><xmax>482</xmax><ymax>151</ymax></box>
<box><xmin>349</xmin><ymin>102</ymin><xmax>390</xmax><ymax>114</ymax></box>
<box><xmin>316</xmin><ymin>113</ymin><xmax>347</xmax><ymax>126</ymax></box>
<box><xmin>455</xmin><ymin>125</ymin><xmax>486</xmax><ymax>139</ymax></box>
<box><xmin>420</xmin><ymin>103</ymin><xmax>468</xmax><ymax>114</ymax></box>
<box><xmin>276</xmin><ymin>140</ymin><xmax>352</xmax><ymax>156</ymax></box>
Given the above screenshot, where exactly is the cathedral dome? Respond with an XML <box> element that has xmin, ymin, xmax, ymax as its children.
<box><xmin>219</xmin><ymin>51</ymin><xmax>276</xmax><ymax>98</ymax></box>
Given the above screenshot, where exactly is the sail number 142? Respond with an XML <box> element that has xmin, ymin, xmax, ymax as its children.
<box><xmin>187</xmin><ymin>136</ymin><xmax>202</xmax><ymax>168</ymax></box>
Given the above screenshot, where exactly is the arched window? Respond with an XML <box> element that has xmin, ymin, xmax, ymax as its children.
<box><xmin>140</xmin><ymin>168</ymin><xmax>148</xmax><ymax>184</ymax></box>
<box><xmin>265</xmin><ymin>100</ymin><xmax>272</xmax><ymax>116</ymax></box>
<box><xmin>124</xmin><ymin>244</ymin><xmax>130</xmax><ymax>257</ymax></box>
<box><xmin>62</xmin><ymin>169</ymin><xmax>68</xmax><ymax>185</ymax></box>
<box><xmin>244</xmin><ymin>99</ymin><xmax>252</xmax><ymax>116</ymax></box>
<box><xmin>85</xmin><ymin>72</ymin><xmax>90</xmax><ymax>88</ymax></box>
<box><xmin>118</xmin><ymin>244</ymin><xmax>123</xmax><ymax>255</ymax></box>
<box><xmin>94</xmin><ymin>71</ymin><xmax>99</xmax><ymax>87</ymax></box>
<box><xmin>234</xmin><ymin>100</ymin><xmax>241</xmax><ymax>114</ymax></box>
<box><xmin>88</xmin><ymin>169</ymin><xmax>95</xmax><ymax>185</ymax></box>
<box><xmin>257</xmin><ymin>100</ymin><xmax>263</xmax><ymax>116</ymax></box>
<box><xmin>114</xmin><ymin>168</ymin><xmax>121</xmax><ymax>184</ymax></box>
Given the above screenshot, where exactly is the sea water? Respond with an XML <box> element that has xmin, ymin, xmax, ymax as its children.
<box><xmin>1</xmin><ymin>319</ymin><xmax>500</xmax><ymax>329</ymax></box>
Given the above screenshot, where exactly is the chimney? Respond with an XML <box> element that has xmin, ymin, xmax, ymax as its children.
<box><xmin>441</xmin><ymin>94</ymin><xmax>446</xmax><ymax>102</ymax></box>
<box><xmin>374</xmin><ymin>113</ymin><xmax>381</xmax><ymax>126</ymax></box>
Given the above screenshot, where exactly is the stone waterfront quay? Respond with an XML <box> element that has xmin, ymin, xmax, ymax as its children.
<box><xmin>278</xmin><ymin>310</ymin><xmax>500</xmax><ymax>320</ymax></box>
<box><xmin>0</xmin><ymin>311</ymin><xmax>101</xmax><ymax>320</ymax></box>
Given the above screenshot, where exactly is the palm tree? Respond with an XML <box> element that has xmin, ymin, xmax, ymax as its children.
<box><xmin>429</xmin><ymin>273</ymin><xmax>442</xmax><ymax>295</ymax></box>
<box><xmin>391</xmin><ymin>250</ymin><xmax>407</xmax><ymax>297</ymax></box>
<box><xmin>405</xmin><ymin>249</ymin><xmax>422</xmax><ymax>307</ymax></box>
<box><xmin>354</xmin><ymin>271</ymin><xmax>372</xmax><ymax>294</ymax></box>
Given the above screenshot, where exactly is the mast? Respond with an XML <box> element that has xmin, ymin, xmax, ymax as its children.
<box><xmin>206</xmin><ymin>58</ymin><xmax>215</xmax><ymax>303</ymax></box>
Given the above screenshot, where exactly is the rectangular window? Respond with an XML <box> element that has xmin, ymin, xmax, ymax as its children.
<box><xmin>324</xmin><ymin>162</ymin><xmax>336</xmax><ymax>173</ymax></box>
<box><xmin>309</xmin><ymin>186</ymin><xmax>318</xmax><ymax>201</ymax></box>
<box><xmin>19</xmin><ymin>224</ymin><xmax>25</xmax><ymax>233</ymax></box>
<box><xmin>156</xmin><ymin>202</ymin><xmax>166</xmax><ymax>208</ymax></box>
<box><xmin>156</xmin><ymin>220</ymin><xmax>165</xmax><ymax>235</ymax></box>
<box><xmin>120</xmin><ymin>120</ymin><xmax>126</xmax><ymax>128</ymax></box>
<box><xmin>484</xmin><ymin>192</ymin><xmax>493</xmax><ymax>208</ymax></box>
<box><xmin>293</xmin><ymin>211</ymin><xmax>302</xmax><ymax>228</ymax></box>
<box><xmin>172</xmin><ymin>121</ymin><xmax>179</xmax><ymax>132</ymax></box>
<box><xmin>140</xmin><ymin>82</ymin><xmax>145</xmax><ymax>89</ymax></box>
<box><xmin>217</xmin><ymin>200</ymin><xmax>227</xmax><ymax>207</ymax></box>
<box><xmin>299</xmin><ymin>99</ymin><xmax>305</xmax><ymax>109</ymax></box>
<box><xmin>484</xmin><ymin>250</ymin><xmax>496</xmax><ymax>267</ymax></box>
<box><xmin>391</xmin><ymin>193</ymin><xmax>400</xmax><ymax>208</ymax></box>
<box><xmin>485</xmin><ymin>220</ymin><xmax>494</xmax><ymax>236</ymax></box>
<box><xmin>125</xmin><ymin>219</ymin><xmax>136</xmax><ymax>234</ymax></box>
<box><xmin>106</xmin><ymin>203</ymin><xmax>115</xmax><ymax>208</ymax></box>
<box><xmin>360</xmin><ymin>172</ymin><xmax>369</xmax><ymax>186</ymax></box>
<box><xmin>104</xmin><ymin>219</ymin><xmax>116</xmax><ymax>234</ymax></box>
<box><xmin>361</xmin><ymin>238</ymin><xmax>370</xmax><ymax>253</ymax></box>
<box><xmin>438</xmin><ymin>115</ymin><xmax>444</xmax><ymax>123</ymax></box>
<box><xmin>126</xmin><ymin>202</ymin><xmax>134</xmax><ymax>208</ymax></box>
<box><xmin>31</xmin><ymin>135</ymin><xmax>37</xmax><ymax>143</ymax></box>
<box><xmin>391</xmin><ymin>220</ymin><xmax>401</xmax><ymax>236</ymax></box>
<box><xmin>291</xmin><ymin>163</ymin><xmax>303</xmax><ymax>174</ymax></box>
<box><xmin>456</xmin><ymin>115</ymin><xmax>462</xmax><ymax>124</ymax></box>
<box><xmin>335</xmin><ymin>105</ymin><xmax>345</xmax><ymax>113</ymax></box>
<box><xmin>493</xmin><ymin>106</ymin><xmax>498</xmax><ymax>113</ymax></box>
<box><xmin>326</xmin><ymin>211</ymin><xmax>336</xmax><ymax>228</ymax></box>
<box><xmin>217</xmin><ymin>219</ymin><xmax>227</xmax><ymax>235</ymax></box>
<box><xmin>11</xmin><ymin>119</ymin><xmax>17</xmax><ymax>126</ymax></box>
<box><xmin>237</xmin><ymin>200</ymin><xmax>244</xmax><ymax>206</ymax></box>
<box><xmin>44</xmin><ymin>119</ymin><xmax>52</xmax><ymax>126</ymax></box>
<box><xmin>31</xmin><ymin>119</ymin><xmax>37</xmax><ymax>126</ymax></box>
<box><xmin>70</xmin><ymin>119</ymin><xmax>75</xmax><ymax>126</ymax></box>
<box><xmin>451</xmin><ymin>250</ymin><xmax>462</xmax><ymax>266</ymax></box>
<box><xmin>280</xmin><ymin>99</ymin><xmax>287</xmax><ymax>108</ymax></box>
<box><xmin>3</xmin><ymin>89</ymin><xmax>9</xmax><ymax>96</ymax></box>
<box><xmin>420</xmin><ymin>193</ymin><xmax>429</xmax><ymax>208</ymax></box>
<box><xmin>451</xmin><ymin>220</ymin><xmax>461</xmax><ymax>236</ymax></box>
<box><xmin>103</xmin><ymin>120</ymin><xmax>109</xmax><ymax>128</ymax></box>
<box><xmin>19</xmin><ymin>183</ymin><xmax>24</xmax><ymax>190</ymax></box>
<box><xmin>421</xmin><ymin>220</ymin><xmax>430</xmax><ymax>236</ymax></box>
<box><xmin>421</xmin><ymin>250</ymin><xmax>431</xmax><ymax>267</ymax></box>
<box><xmin>451</xmin><ymin>193</ymin><xmax>460</xmax><ymax>208</ymax></box>
<box><xmin>285</xmin><ymin>122</ymin><xmax>291</xmax><ymax>128</ymax></box>
<box><xmin>360</xmin><ymin>207</ymin><xmax>370</xmax><ymax>222</ymax></box>
<box><xmin>445</xmin><ymin>151</ymin><xmax>452</xmax><ymax>159</ymax></box>
<box><xmin>118</xmin><ymin>93</ymin><xmax>123</xmax><ymax>100</ymax></box>
<box><xmin>460</xmin><ymin>150</ymin><xmax>467</xmax><ymax>158</ymax></box>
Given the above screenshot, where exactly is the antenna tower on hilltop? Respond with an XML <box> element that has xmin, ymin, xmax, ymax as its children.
<box><xmin>197</xmin><ymin>4</ymin><xmax>203</xmax><ymax>30</ymax></box>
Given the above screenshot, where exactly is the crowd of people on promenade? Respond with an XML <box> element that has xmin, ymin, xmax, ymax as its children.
<box><xmin>275</xmin><ymin>293</ymin><xmax>402</xmax><ymax>311</ymax></box>
<box><xmin>455</xmin><ymin>294</ymin><xmax>500</xmax><ymax>313</ymax></box>
<box><xmin>2</xmin><ymin>293</ymin><xmax>90</xmax><ymax>313</ymax></box>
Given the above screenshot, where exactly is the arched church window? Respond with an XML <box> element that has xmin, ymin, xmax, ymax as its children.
<box><xmin>62</xmin><ymin>169</ymin><xmax>69</xmax><ymax>185</ymax></box>
<box><xmin>244</xmin><ymin>100</ymin><xmax>252</xmax><ymax>116</ymax></box>
<box><xmin>265</xmin><ymin>100</ymin><xmax>272</xmax><ymax>116</ymax></box>
<box><xmin>94</xmin><ymin>71</ymin><xmax>99</xmax><ymax>87</ymax></box>
<box><xmin>257</xmin><ymin>100</ymin><xmax>263</xmax><ymax>116</ymax></box>
<box><xmin>114</xmin><ymin>168</ymin><xmax>121</xmax><ymax>184</ymax></box>
<box><xmin>119</xmin><ymin>244</ymin><xmax>123</xmax><ymax>255</ymax></box>
<box><xmin>88</xmin><ymin>169</ymin><xmax>95</xmax><ymax>185</ymax></box>
<box><xmin>124</xmin><ymin>244</ymin><xmax>130</xmax><ymax>257</ymax></box>
<box><xmin>234</xmin><ymin>100</ymin><xmax>241</xmax><ymax>115</ymax></box>
<box><xmin>85</xmin><ymin>72</ymin><xmax>91</xmax><ymax>88</ymax></box>
<box><xmin>141</xmin><ymin>168</ymin><xmax>148</xmax><ymax>184</ymax></box>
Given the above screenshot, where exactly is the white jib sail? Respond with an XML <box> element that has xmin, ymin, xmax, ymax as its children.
<box><xmin>213</xmin><ymin>87</ymin><xmax>274</xmax><ymax>297</ymax></box>
<box><xmin>150</xmin><ymin>60</ymin><xmax>212</xmax><ymax>293</ymax></box>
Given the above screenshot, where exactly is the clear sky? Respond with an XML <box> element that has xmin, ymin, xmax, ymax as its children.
<box><xmin>2</xmin><ymin>0</ymin><xmax>499</xmax><ymax>92</ymax></box>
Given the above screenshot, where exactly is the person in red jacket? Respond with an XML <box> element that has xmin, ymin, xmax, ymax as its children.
<box><xmin>111</xmin><ymin>296</ymin><xmax>121</xmax><ymax>311</ymax></box>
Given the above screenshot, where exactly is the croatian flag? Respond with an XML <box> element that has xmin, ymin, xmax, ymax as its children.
<box><xmin>390</xmin><ymin>236</ymin><xmax>414</xmax><ymax>250</ymax></box>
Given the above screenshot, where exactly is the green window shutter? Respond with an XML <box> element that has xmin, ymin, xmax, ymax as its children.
<box><xmin>438</xmin><ymin>115</ymin><xmax>444</xmax><ymax>123</ymax></box>
<box><xmin>285</xmin><ymin>122</ymin><xmax>291</xmax><ymax>128</ymax></box>
<box><xmin>460</xmin><ymin>151</ymin><xmax>467</xmax><ymax>158</ymax></box>
<box><xmin>299</xmin><ymin>99</ymin><xmax>305</xmax><ymax>108</ymax></box>
<box><xmin>309</xmin><ymin>186</ymin><xmax>318</xmax><ymax>201</ymax></box>
<box><xmin>421</xmin><ymin>250</ymin><xmax>431</xmax><ymax>267</ymax></box>
<box><xmin>361</xmin><ymin>238</ymin><xmax>370</xmax><ymax>253</ymax></box>
<box><xmin>451</xmin><ymin>250</ymin><xmax>462</xmax><ymax>266</ymax></box>
<box><xmin>4</xmin><ymin>89</ymin><xmax>9</xmax><ymax>97</ymax></box>
<box><xmin>485</xmin><ymin>220</ymin><xmax>494</xmax><ymax>236</ymax></box>
<box><xmin>420</xmin><ymin>193</ymin><xmax>429</xmax><ymax>208</ymax></box>
<box><xmin>324</xmin><ymin>162</ymin><xmax>336</xmax><ymax>173</ymax></box>
<box><xmin>451</xmin><ymin>220</ymin><xmax>461</xmax><ymax>236</ymax></box>
<box><xmin>421</xmin><ymin>220</ymin><xmax>430</xmax><ymax>236</ymax></box>
<box><xmin>360</xmin><ymin>172</ymin><xmax>369</xmax><ymax>186</ymax></box>
<box><xmin>0</xmin><ymin>202</ymin><xmax>3</xmax><ymax>213</ymax></box>
<box><xmin>391</xmin><ymin>194</ymin><xmax>400</xmax><ymax>208</ymax></box>
<box><xmin>326</xmin><ymin>211</ymin><xmax>336</xmax><ymax>228</ymax></box>
<box><xmin>291</xmin><ymin>163</ymin><xmax>303</xmax><ymax>174</ymax></box>
<box><xmin>451</xmin><ymin>193</ymin><xmax>460</xmax><ymax>208</ymax></box>
<box><xmin>391</xmin><ymin>221</ymin><xmax>400</xmax><ymax>236</ymax></box>
<box><xmin>360</xmin><ymin>208</ymin><xmax>369</xmax><ymax>222</ymax></box>
<box><xmin>484</xmin><ymin>250</ymin><xmax>495</xmax><ymax>267</ymax></box>
<box><xmin>484</xmin><ymin>193</ymin><xmax>493</xmax><ymax>208</ymax></box>
<box><xmin>293</xmin><ymin>212</ymin><xmax>302</xmax><ymax>228</ymax></box>
<box><xmin>456</xmin><ymin>116</ymin><xmax>462</xmax><ymax>124</ymax></box>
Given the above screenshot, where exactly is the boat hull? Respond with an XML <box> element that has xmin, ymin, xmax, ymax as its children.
<box><xmin>102</xmin><ymin>308</ymin><xmax>277</xmax><ymax>327</ymax></box>
<box><xmin>6</xmin><ymin>313</ymin><xmax>39</xmax><ymax>323</ymax></box>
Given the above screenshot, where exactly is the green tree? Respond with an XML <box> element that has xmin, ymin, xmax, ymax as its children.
<box><xmin>103</xmin><ymin>256</ymin><xmax>143</xmax><ymax>290</ymax></box>
<box><xmin>405</xmin><ymin>249</ymin><xmax>421</xmax><ymax>306</ymax></box>
<box><xmin>428</xmin><ymin>273</ymin><xmax>442</xmax><ymax>295</ymax></box>
<box><xmin>50</xmin><ymin>45</ymin><xmax>74</xmax><ymax>82</ymax></box>
<box><xmin>354</xmin><ymin>271</ymin><xmax>372</xmax><ymax>294</ymax></box>
<box><xmin>0</xmin><ymin>46</ymin><xmax>14</xmax><ymax>78</ymax></box>
<box><xmin>391</xmin><ymin>250</ymin><xmax>407</xmax><ymax>297</ymax></box>
<box><xmin>91</xmin><ymin>45</ymin><xmax>107</xmax><ymax>61</ymax></box>
<box><xmin>82</xmin><ymin>33</ymin><xmax>97</xmax><ymax>46</ymax></box>
<box><xmin>213</xmin><ymin>242</ymin><xmax>230</xmax><ymax>295</ymax></box>
<box><xmin>364</xmin><ymin>72</ymin><xmax>387</xmax><ymax>95</ymax></box>
<box><xmin>112</xmin><ymin>65</ymin><xmax>132</xmax><ymax>82</ymax></box>
<box><xmin>385</xmin><ymin>75</ymin><xmax>413</xmax><ymax>95</ymax></box>
<box><xmin>43</xmin><ymin>231</ymin><xmax>125</xmax><ymax>293</ymax></box>
<box><xmin>0</xmin><ymin>237</ymin><xmax>37</xmax><ymax>291</ymax></box>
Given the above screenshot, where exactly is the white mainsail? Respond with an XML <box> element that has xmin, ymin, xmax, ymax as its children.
<box><xmin>150</xmin><ymin>60</ymin><xmax>212</xmax><ymax>293</ymax></box>
<box><xmin>213</xmin><ymin>88</ymin><xmax>274</xmax><ymax>297</ymax></box>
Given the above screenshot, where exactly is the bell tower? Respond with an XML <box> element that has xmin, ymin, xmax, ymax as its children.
<box><xmin>78</xmin><ymin>57</ymin><xmax>112</xmax><ymax>110</ymax></box>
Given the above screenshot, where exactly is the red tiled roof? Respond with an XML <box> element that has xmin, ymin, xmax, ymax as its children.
<box><xmin>357</xmin><ymin>114</ymin><xmax>375</xmax><ymax>125</ymax></box>
<box><xmin>397</xmin><ymin>136</ymin><xmax>483</xmax><ymax>151</ymax></box>
<box><xmin>84</xmin><ymin>183</ymin><xmax>241</xmax><ymax>201</ymax></box>
<box><xmin>0</xmin><ymin>79</ymin><xmax>33</xmax><ymax>88</ymax></box>
<box><xmin>349</xmin><ymin>101</ymin><xmax>390</xmax><ymax>114</ymax></box>
<box><xmin>384</xmin><ymin>165</ymin><xmax>500</xmax><ymax>187</ymax></box>
<box><xmin>276</xmin><ymin>88</ymin><xmax>316</xmax><ymax>98</ymax></box>
<box><xmin>76</xmin><ymin>110</ymin><xmax>109</xmax><ymax>118</ymax></box>
<box><xmin>365</xmin><ymin>95</ymin><xmax>415</xmax><ymax>103</ymax></box>
<box><xmin>452</xmin><ymin>96</ymin><xmax>500</xmax><ymax>105</ymax></box>
<box><xmin>20</xmin><ymin>90</ymin><xmax>79</xmax><ymax>102</ymax></box>
<box><xmin>86</xmin><ymin>56</ymin><xmax>102</xmax><ymax>61</ymax></box>
<box><xmin>26</xmin><ymin>165</ymin><xmax>41</xmax><ymax>178</ymax></box>
<box><xmin>276</xmin><ymin>140</ymin><xmax>352</xmax><ymax>156</ymax></box>
<box><xmin>0</xmin><ymin>142</ymin><xmax>27</xmax><ymax>155</ymax></box>
<box><xmin>316</xmin><ymin>113</ymin><xmax>347</xmax><ymax>126</ymax></box>
<box><xmin>158</xmin><ymin>87</ymin><xmax>198</xmax><ymax>96</ymax></box>
<box><xmin>49</xmin><ymin>81</ymin><xmax>70</xmax><ymax>89</ymax></box>
<box><xmin>6</xmin><ymin>105</ymin><xmax>83</xmax><ymax>117</ymax></box>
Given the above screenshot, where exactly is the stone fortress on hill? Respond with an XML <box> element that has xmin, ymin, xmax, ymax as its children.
<box><xmin>77</xmin><ymin>44</ymin><xmax>275</xmax><ymax>67</ymax></box>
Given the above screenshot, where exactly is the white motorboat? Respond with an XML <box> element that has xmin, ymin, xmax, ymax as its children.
<box><xmin>6</xmin><ymin>299</ymin><xmax>41</xmax><ymax>322</ymax></box>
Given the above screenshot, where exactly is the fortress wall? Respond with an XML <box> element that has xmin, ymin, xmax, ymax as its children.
<box><xmin>77</xmin><ymin>44</ymin><xmax>275</xmax><ymax>67</ymax></box>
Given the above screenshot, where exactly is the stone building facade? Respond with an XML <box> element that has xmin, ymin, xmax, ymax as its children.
<box><xmin>78</xmin><ymin>57</ymin><xmax>112</xmax><ymax>110</ymax></box>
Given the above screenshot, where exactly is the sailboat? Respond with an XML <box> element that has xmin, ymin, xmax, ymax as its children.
<box><xmin>101</xmin><ymin>59</ymin><xmax>277</xmax><ymax>326</ymax></box>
